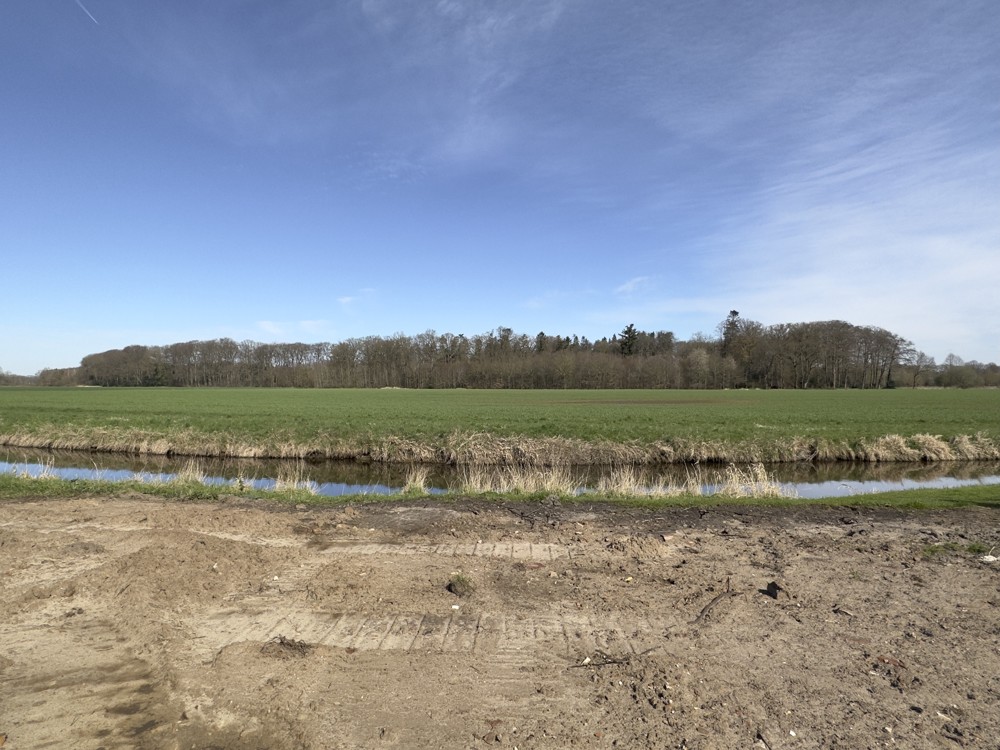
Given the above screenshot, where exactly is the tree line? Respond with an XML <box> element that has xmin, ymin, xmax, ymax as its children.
<box><xmin>28</xmin><ymin>313</ymin><xmax>999</xmax><ymax>389</ymax></box>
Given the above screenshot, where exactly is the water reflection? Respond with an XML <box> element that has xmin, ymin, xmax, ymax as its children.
<box><xmin>3</xmin><ymin>449</ymin><xmax>1000</xmax><ymax>499</ymax></box>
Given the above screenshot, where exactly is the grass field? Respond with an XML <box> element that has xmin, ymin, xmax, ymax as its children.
<box><xmin>1</xmin><ymin>387</ymin><xmax>998</xmax><ymax>464</ymax></box>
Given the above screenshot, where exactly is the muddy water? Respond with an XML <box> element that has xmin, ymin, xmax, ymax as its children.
<box><xmin>4</xmin><ymin>449</ymin><xmax>1000</xmax><ymax>498</ymax></box>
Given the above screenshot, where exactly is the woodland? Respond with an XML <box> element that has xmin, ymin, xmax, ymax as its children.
<box><xmin>13</xmin><ymin>313</ymin><xmax>999</xmax><ymax>390</ymax></box>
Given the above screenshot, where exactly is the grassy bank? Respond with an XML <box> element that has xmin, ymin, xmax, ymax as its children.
<box><xmin>1</xmin><ymin>387</ymin><xmax>998</xmax><ymax>465</ymax></box>
<box><xmin>2</xmin><ymin>471</ymin><xmax>998</xmax><ymax>510</ymax></box>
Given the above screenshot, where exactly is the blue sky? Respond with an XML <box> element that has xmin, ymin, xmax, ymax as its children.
<box><xmin>3</xmin><ymin>0</ymin><xmax>998</xmax><ymax>375</ymax></box>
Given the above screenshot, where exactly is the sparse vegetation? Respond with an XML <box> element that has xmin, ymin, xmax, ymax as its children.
<box><xmin>1</xmin><ymin>470</ymin><xmax>998</xmax><ymax>509</ymax></box>
<box><xmin>713</xmin><ymin>463</ymin><xmax>791</xmax><ymax>498</ymax></box>
<box><xmin>175</xmin><ymin>459</ymin><xmax>207</xmax><ymax>484</ymax></box>
<box><xmin>274</xmin><ymin>461</ymin><xmax>319</xmax><ymax>495</ymax></box>
<box><xmin>402</xmin><ymin>464</ymin><xmax>432</xmax><ymax>495</ymax></box>
<box><xmin>446</xmin><ymin>573</ymin><xmax>475</xmax><ymax>598</ymax></box>
<box><xmin>920</xmin><ymin>541</ymin><xmax>990</xmax><ymax>558</ymax></box>
<box><xmin>457</xmin><ymin>464</ymin><xmax>580</xmax><ymax>495</ymax></box>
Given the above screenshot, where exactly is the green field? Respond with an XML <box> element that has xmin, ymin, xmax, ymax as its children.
<box><xmin>1</xmin><ymin>387</ymin><xmax>998</xmax><ymax>464</ymax></box>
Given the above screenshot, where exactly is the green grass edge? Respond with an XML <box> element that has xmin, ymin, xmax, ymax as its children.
<box><xmin>2</xmin><ymin>473</ymin><xmax>998</xmax><ymax>510</ymax></box>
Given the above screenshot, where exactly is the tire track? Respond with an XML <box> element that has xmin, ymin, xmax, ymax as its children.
<box><xmin>194</xmin><ymin>609</ymin><xmax>671</xmax><ymax>659</ymax></box>
<box><xmin>0</xmin><ymin>607</ymin><xmax>176</xmax><ymax>749</ymax></box>
<box><xmin>314</xmin><ymin>540</ymin><xmax>575</xmax><ymax>561</ymax></box>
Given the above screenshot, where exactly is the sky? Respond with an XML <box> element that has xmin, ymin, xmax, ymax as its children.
<box><xmin>2</xmin><ymin>0</ymin><xmax>998</xmax><ymax>375</ymax></box>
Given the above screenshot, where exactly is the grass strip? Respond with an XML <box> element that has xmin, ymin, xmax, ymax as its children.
<box><xmin>2</xmin><ymin>472</ymin><xmax>998</xmax><ymax>510</ymax></box>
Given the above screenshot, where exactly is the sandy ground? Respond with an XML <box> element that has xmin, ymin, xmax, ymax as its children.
<box><xmin>1</xmin><ymin>494</ymin><xmax>999</xmax><ymax>750</ymax></box>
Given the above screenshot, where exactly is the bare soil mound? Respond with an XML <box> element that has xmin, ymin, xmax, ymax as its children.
<box><xmin>1</xmin><ymin>495</ymin><xmax>998</xmax><ymax>748</ymax></box>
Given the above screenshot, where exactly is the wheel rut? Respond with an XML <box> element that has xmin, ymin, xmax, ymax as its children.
<box><xmin>194</xmin><ymin>609</ymin><xmax>671</xmax><ymax>659</ymax></box>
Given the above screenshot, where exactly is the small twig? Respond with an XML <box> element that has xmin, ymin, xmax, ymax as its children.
<box><xmin>568</xmin><ymin>645</ymin><xmax>662</xmax><ymax>669</ymax></box>
<box><xmin>691</xmin><ymin>578</ymin><xmax>740</xmax><ymax>625</ymax></box>
<box><xmin>569</xmin><ymin>657</ymin><xmax>628</xmax><ymax>669</ymax></box>
<box><xmin>756</xmin><ymin>729</ymin><xmax>775</xmax><ymax>750</ymax></box>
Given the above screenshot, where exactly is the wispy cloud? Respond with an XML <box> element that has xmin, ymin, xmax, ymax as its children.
<box><xmin>358</xmin><ymin>0</ymin><xmax>568</xmax><ymax>168</ymax></box>
<box><xmin>602</xmin><ymin>2</ymin><xmax>1000</xmax><ymax>360</ymax></box>
<box><xmin>299</xmin><ymin>319</ymin><xmax>330</xmax><ymax>334</ymax></box>
<box><xmin>256</xmin><ymin>320</ymin><xmax>284</xmax><ymax>337</ymax></box>
<box><xmin>361</xmin><ymin>150</ymin><xmax>426</xmax><ymax>184</ymax></box>
<box><xmin>337</xmin><ymin>287</ymin><xmax>376</xmax><ymax>310</ymax></box>
<box><xmin>112</xmin><ymin>1</ymin><xmax>566</xmax><ymax>165</ymax></box>
<box><xmin>111</xmin><ymin>5</ymin><xmax>353</xmax><ymax>144</ymax></box>
<box><xmin>520</xmin><ymin>288</ymin><xmax>586</xmax><ymax>311</ymax></box>
<box><xmin>255</xmin><ymin>320</ymin><xmax>335</xmax><ymax>339</ymax></box>
<box><xmin>614</xmin><ymin>277</ymin><xmax>651</xmax><ymax>296</ymax></box>
<box><xmin>694</xmin><ymin>119</ymin><xmax>1000</xmax><ymax>359</ymax></box>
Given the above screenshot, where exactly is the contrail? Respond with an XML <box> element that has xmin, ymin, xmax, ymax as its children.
<box><xmin>74</xmin><ymin>0</ymin><xmax>100</xmax><ymax>25</ymax></box>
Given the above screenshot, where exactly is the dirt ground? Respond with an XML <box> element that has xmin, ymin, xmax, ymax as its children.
<box><xmin>1</xmin><ymin>494</ymin><xmax>999</xmax><ymax>749</ymax></box>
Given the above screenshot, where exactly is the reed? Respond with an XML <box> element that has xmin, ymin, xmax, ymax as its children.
<box><xmin>456</xmin><ymin>464</ymin><xmax>581</xmax><ymax>495</ymax></box>
<box><xmin>175</xmin><ymin>459</ymin><xmax>207</xmax><ymax>484</ymax></box>
<box><xmin>7</xmin><ymin>426</ymin><xmax>1000</xmax><ymax>466</ymax></box>
<box><xmin>909</xmin><ymin>434</ymin><xmax>954</xmax><ymax>462</ymax></box>
<box><xmin>950</xmin><ymin>432</ymin><xmax>1000</xmax><ymax>460</ymax></box>
<box><xmin>451</xmin><ymin>461</ymin><xmax>793</xmax><ymax>499</ymax></box>
<box><xmin>402</xmin><ymin>465</ymin><xmax>432</xmax><ymax>495</ymax></box>
<box><xmin>713</xmin><ymin>463</ymin><xmax>792</xmax><ymax>499</ymax></box>
<box><xmin>229</xmin><ymin>466</ymin><xmax>259</xmax><ymax>493</ymax></box>
<box><xmin>593</xmin><ymin>465</ymin><xmax>697</xmax><ymax>497</ymax></box>
<box><xmin>9</xmin><ymin>457</ymin><xmax>58</xmax><ymax>480</ymax></box>
<box><xmin>274</xmin><ymin>461</ymin><xmax>319</xmax><ymax>495</ymax></box>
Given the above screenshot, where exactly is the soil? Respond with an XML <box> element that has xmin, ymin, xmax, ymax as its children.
<box><xmin>1</xmin><ymin>494</ymin><xmax>999</xmax><ymax>749</ymax></box>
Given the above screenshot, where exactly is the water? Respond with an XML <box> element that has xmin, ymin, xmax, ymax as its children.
<box><xmin>3</xmin><ymin>449</ymin><xmax>999</xmax><ymax>499</ymax></box>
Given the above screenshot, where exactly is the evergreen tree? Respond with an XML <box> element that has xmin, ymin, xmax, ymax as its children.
<box><xmin>620</xmin><ymin>324</ymin><xmax>638</xmax><ymax>357</ymax></box>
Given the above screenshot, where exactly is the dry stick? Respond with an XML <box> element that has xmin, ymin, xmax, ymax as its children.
<box><xmin>569</xmin><ymin>658</ymin><xmax>627</xmax><ymax>669</ymax></box>
<box><xmin>691</xmin><ymin>577</ymin><xmax>740</xmax><ymax>625</ymax></box>
<box><xmin>569</xmin><ymin>645</ymin><xmax>662</xmax><ymax>669</ymax></box>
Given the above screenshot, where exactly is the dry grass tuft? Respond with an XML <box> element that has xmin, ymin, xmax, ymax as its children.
<box><xmin>858</xmin><ymin>434</ymin><xmax>921</xmax><ymax>462</ymax></box>
<box><xmin>402</xmin><ymin>465</ymin><xmax>432</xmax><ymax>495</ymax></box>
<box><xmin>950</xmin><ymin>432</ymin><xmax>1000</xmax><ymax>461</ymax></box>
<box><xmin>229</xmin><ymin>466</ymin><xmax>258</xmax><ymax>493</ymax></box>
<box><xmin>594</xmin><ymin>465</ymin><xmax>654</xmax><ymax>497</ymax></box>
<box><xmin>593</xmin><ymin>465</ymin><xmax>701</xmax><ymax>498</ymax></box>
<box><xmin>910</xmin><ymin>434</ymin><xmax>954</xmax><ymax>462</ymax></box>
<box><xmin>457</xmin><ymin>464</ymin><xmax>581</xmax><ymax>495</ymax></box>
<box><xmin>3</xmin><ymin>457</ymin><xmax>57</xmax><ymax>480</ymax></box>
<box><xmin>452</xmin><ymin>461</ymin><xmax>792</xmax><ymax>500</ymax></box>
<box><xmin>713</xmin><ymin>463</ymin><xmax>793</xmax><ymax>498</ymax></box>
<box><xmin>440</xmin><ymin>431</ymin><xmax>651</xmax><ymax>467</ymax></box>
<box><xmin>274</xmin><ymin>461</ymin><xmax>319</xmax><ymax>495</ymax></box>
<box><xmin>175</xmin><ymin>459</ymin><xmax>207</xmax><ymax>484</ymax></box>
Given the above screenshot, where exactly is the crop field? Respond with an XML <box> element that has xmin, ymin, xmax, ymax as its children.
<box><xmin>1</xmin><ymin>387</ymin><xmax>998</xmax><ymax>464</ymax></box>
